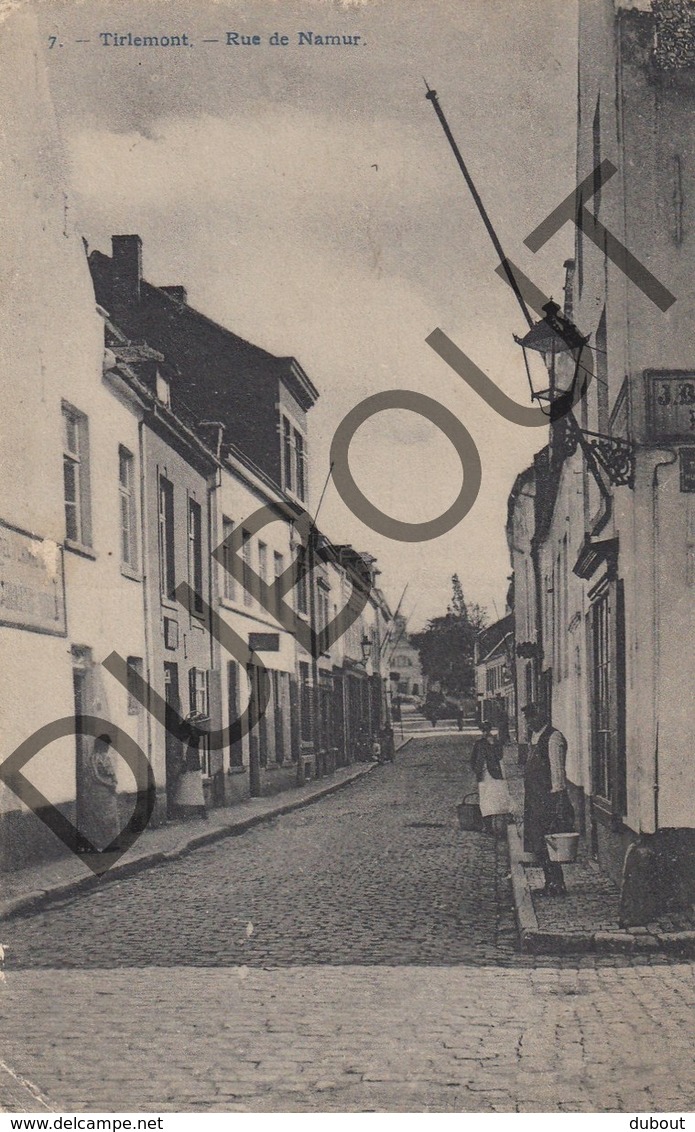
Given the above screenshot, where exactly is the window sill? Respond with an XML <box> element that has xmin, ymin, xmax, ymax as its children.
<box><xmin>227</xmin><ymin>765</ymin><xmax>246</xmax><ymax>775</ymax></box>
<box><xmin>160</xmin><ymin>596</ymin><xmax>179</xmax><ymax>612</ymax></box>
<box><xmin>120</xmin><ymin>564</ymin><xmax>142</xmax><ymax>583</ymax></box>
<box><xmin>64</xmin><ymin>538</ymin><xmax>96</xmax><ymax>560</ymax></box>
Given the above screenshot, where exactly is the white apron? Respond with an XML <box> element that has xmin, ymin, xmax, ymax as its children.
<box><xmin>478</xmin><ymin>766</ymin><xmax>512</xmax><ymax>817</ymax></box>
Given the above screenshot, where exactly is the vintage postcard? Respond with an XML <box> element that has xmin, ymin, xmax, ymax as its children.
<box><xmin>1</xmin><ymin>0</ymin><xmax>694</xmax><ymax>1117</ymax></box>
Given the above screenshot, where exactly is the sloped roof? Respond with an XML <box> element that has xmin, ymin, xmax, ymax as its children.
<box><xmin>476</xmin><ymin>613</ymin><xmax>514</xmax><ymax>665</ymax></box>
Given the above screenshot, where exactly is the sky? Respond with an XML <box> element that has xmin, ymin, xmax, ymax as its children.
<box><xmin>37</xmin><ymin>0</ymin><xmax>577</xmax><ymax>629</ymax></box>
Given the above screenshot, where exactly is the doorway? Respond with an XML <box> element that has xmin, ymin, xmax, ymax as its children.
<box><xmin>164</xmin><ymin>662</ymin><xmax>182</xmax><ymax>818</ymax></box>
<box><xmin>73</xmin><ymin>661</ymin><xmax>90</xmax><ymax>849</ymax></box>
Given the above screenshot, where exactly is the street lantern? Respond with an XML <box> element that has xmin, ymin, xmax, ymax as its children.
<box><xmin>513</xmin><ymin>300</ymin><xmax>635</xmax><ymax>489</ymax></box>
<box><xmin>361</xmin><ymin>634</ymin><xmax>373</xmax><ymax>664</ymax></box>
<box><xmin>514</xmin><ymin>300</ymin><xmax>589</xmax><ymax>420</ymax></box>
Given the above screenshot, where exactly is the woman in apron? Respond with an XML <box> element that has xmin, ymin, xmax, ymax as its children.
<box><xmin>471</xmin><ymin>719</ymin><xmax>513</xmax><ymax>835</ymax></box>
<box><xmin>173</xmin><ymin>711</ymin><xmax>209</xmax><ymax>820</ymax></box>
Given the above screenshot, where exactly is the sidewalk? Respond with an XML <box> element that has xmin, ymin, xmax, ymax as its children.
<box><xmin>503</xmin><ymin>748</ymin><xmax>695</xmax><ymax>956</ymax></box>
<box><xmin>0</xmin><ymin>746</ymin><xmax>409</xmax><ymax>923</ymax></box>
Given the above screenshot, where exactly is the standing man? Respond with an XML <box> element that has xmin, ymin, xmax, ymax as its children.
<box><xmin>521</xmin><ymin>703</ymin><xmax>573</xmax><ymax>896</ymax></box>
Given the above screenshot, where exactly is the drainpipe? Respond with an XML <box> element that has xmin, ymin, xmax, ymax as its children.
<box><xmin>137</xmin><ymin>420</ymin><xmax>155</xmax><ymax>814</ymax></box>
<box><xmin>207</xmin><ymin>465</ymin><xmax>222</xmax><ymax>796</ymax></box>
<box><xmin>308</xmin><ymin>533</ymin><xmax>321</xmax><ymax>776</ymax></box>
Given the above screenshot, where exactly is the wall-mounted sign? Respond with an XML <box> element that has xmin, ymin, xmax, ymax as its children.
<box><xmin>249</xmin><ymin>632</ymin><xmax>280</xmax><ymax>652</ymax></box>
<box><xmin>680</xmin><ymin>448</ymin><xmax>695</xmax><ymax>493</ymax></box>
<box><xmin>0</xmin><ymin>520</ymin><xmax>66</xmax><ymax>636</ymax></box>
<box><xmin>646</xmin><ymin>371</ymin><xmax>695</xmax><ymax>441</ymax></box>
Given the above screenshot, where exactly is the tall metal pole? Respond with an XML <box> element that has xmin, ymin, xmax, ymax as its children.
<box><xmin>424</xmin><ymin>82</ymin><xmax>535</xmax><ymax>331</ymax></box>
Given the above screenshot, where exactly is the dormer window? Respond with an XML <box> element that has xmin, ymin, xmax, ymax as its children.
<box><xmin>156</xmin><ymin>369</ymin><xmax>171</xmax><ymax>407</ymax></box>
<box><xmin>294</xmin><ymin>430</ymin><xmax>306</xmax><ymax>501</ymax></box>
<box><xmin>280</xmin><ymin>413</ymin><xmax>307</xmax><ymax>501</ymax></box>
<box><xmin>282</xmin><ymin>416</ymin><xmax>293</xmax><ymax>492</ymax></box>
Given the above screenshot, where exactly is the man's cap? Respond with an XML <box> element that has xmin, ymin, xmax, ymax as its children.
<box><xmin>521</xmin><ymin>703</ymin><xmax>540</xmax><ymax>716</ymax></box>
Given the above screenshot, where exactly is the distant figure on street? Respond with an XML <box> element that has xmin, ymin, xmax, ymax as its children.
<box><xmin>174</xmin><ymin>711</ymin><xmax>209</xmax><ymax>820</ymax></box>
<box><xmin>471</xmin><ymin>720</ymin><xmax>512</xmax><ymax>834</ymax></box>
<box><xmin>429</xmin><ymin>706</ymin><xmax>438</xmax><ymax>729</ymax></box>
<box><xmin>455</xmin><ymin>705</ymin><xmax>464</xmax><ymax>732</ymax></box>
<box><xmin>522</xmin><ymin>703</ymin><xmax>573</xmax><ymax>897</ymax></box>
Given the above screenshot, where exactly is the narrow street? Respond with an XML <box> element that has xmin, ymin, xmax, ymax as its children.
<box><xmin>1</xmin><ymin>734</ymin><xmax>694</xmax><ymax>1112</ymax></box>
<box><xmin>2</xmin><ymin>734</ymin><xmax>516</xmax><ymax>969</ymax></box>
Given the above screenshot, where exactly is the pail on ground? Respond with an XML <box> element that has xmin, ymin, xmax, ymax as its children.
<box><xmin>544</xmin><ymin>832</ymin><xmax>579</xmax><ymax>863</ymax></box>
<box><xmin>457</xmin><ymin>792</ymin><xmax>483</xmax><ymax>832</ymax></box>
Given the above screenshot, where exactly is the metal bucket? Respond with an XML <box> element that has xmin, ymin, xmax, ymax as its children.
<box><xmin>545</xmin><ymin>832</ymin><xmax>580</xmax><ymax>863</ymax></box>
<box><xmin>457</xmin><ymin>792</ymin><xmax>483</xmax><ymax>832</ymax></box>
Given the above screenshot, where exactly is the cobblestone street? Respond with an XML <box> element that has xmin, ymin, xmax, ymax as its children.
<box><xmin>3</xmin><ymin>736</ymin><xmax>519</xmax><ymax>970</ymax></box>
<box><xmin>1</xmin><ymin>736</ymin><xmax>694</xmax><ymax>1112</ymax></box>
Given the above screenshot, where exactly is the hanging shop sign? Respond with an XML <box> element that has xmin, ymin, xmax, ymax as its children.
<box><xmin>646</xmin><ymin>370</ymin><xmax>695</xmax><ymax>441</ymax></box>
<box><xmin>249</xmin><ymin>632</ymin><xmax>280</xmax><ymax>652</ymax></box>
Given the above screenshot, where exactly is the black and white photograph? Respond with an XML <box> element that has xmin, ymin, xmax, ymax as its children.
<box><xmin>1</xmin><ymin>0</ymin><xmax>695</xmax><ymax>1118</ymax></box>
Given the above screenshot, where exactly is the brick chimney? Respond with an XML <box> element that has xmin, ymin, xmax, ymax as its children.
<box><xmin>160</xmin><ymin>285</ymin><xmax>187</xmax><ymax>305</ymax></box>
<box><xmin>111</xmin><ymin>235</ymin><xmax>143</xmax><ymax>318</ymax></box>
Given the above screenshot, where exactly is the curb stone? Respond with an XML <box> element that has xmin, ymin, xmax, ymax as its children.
<box><xmin>506</xmin><ymin>821</ymin><xmax>695</xmax><ymax>957</ymax></box>
<box><xmin>0</xmin><ymin>759</ymin><xmax>387</xmax><ymax>923</ymax></box>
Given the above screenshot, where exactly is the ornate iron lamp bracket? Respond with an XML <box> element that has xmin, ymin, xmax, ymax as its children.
<box><xmin>555</xmin><ymin>413</ymin><xmax>635</xmax><ymax>488</ymax></box>
<box><xmin>580</xmin><ymin>428</ymin><xmax>635</xmax><ymax>489</ymax></box>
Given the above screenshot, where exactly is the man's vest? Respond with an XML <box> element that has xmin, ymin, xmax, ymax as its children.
<box><xmin>527</xmin><ymin>726</ymin><xmax>557</xmax><ymax>795</ymax></box>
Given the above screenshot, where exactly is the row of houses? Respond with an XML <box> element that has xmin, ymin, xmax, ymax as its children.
<box><xmin>501</xmin><ymin>0</ymin><xmax>695</xmax><ymax>923</ymax></box>
<box><xmin>0</xmin><ymin>15</ymin><xmax>395</xmax><ymax>870</ymax></box>
<box><xmin>474</xmin><ymin>614</ymin><xmax>515</xmax><ymax>737</ymax></box>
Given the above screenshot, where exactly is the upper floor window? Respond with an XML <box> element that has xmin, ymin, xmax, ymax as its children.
<box><xmin>294</xmin><ymin>430</ymin><xmax>307</xmax><ymax>501</ymax></box>
<box><xmin>119</xmin><ymin>446</ymin><xmax>138</xmax><ymax>569</ymax></box>
<box><xmin>317</xmin><ymin>585</ymin><xmax>330</xmax><ymax>635</ymax></box>
<box><xmin>273</xmin><ymin>551</ymin><xmax>284</xmax><ymax>616</ymax></box>
<box><xmin>126</xmin><ymin>656</ymin><xmax>143</xmax><ymax>715</ymax></box>
<box><xmin>241</xmin><ymin>529</ymin><xmax>253</xmax><ymax>607</ymax></box>
<box><xmin>295</xmin><ymin>545</ymin><xmax>308</xmax><ymax>615</ymax></box>
<box><xmin>280</xmin><ymin>415</ymin><xmax>308</xmax><ymax>500</ymax></box>
<box><xmin>62</xmin><ymin>403</ymin><xmax>92</xmax><ymax>546</ymax></box>
<box><xmin>258</xmin><ymin>541</ymin><xmax>268</xmax><ymax>590</ymax></box>
<box><xmin>221</xmin><ymin>516</ymin><xmax>236</xmax><ymax>601</ymax></box>
<box><xmin>155</xmin><ymin>370</ymin><xmax>171</xmax><ymax>408</ymax></box>
<box><xmin>282</xmin><ymin>417</ymin><xmax>293</xmax><ymax>493</ymax></box>
<box><xmin>188</xmin><ymin>498</ymin><xmax>204</xmax><ymax>615</ymax></box>
<box><xmin>158</xmin><ymin>475</ymin><xmax>175</xmax><ymax>600</ymax></box>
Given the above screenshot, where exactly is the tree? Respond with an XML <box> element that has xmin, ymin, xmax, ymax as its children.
<box><xmin>411</xmin><ymin>576</ymin><xmax>488</xmax><ymax>700</ymax></box>
<box><xmin>450</xmin><ymin>573</ymin><xmax>467</xmax><ymax>619</ymax></box>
